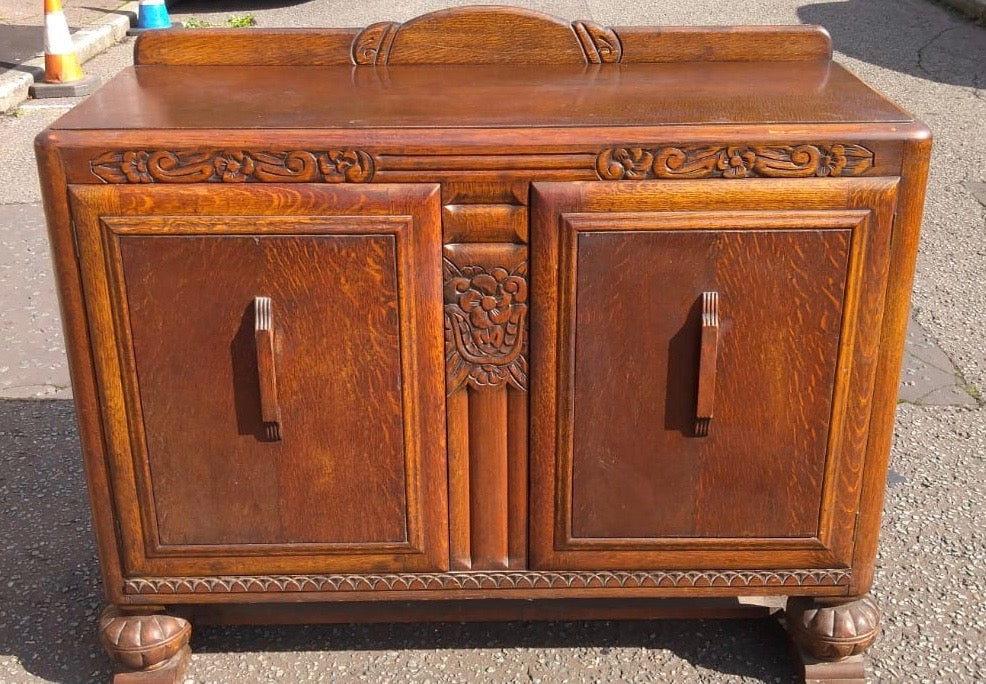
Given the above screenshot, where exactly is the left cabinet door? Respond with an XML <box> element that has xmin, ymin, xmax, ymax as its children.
<box><xmin>69</xmin><ymin>184</ymin><xmax>448</xmax><ymax>576</ymax></box>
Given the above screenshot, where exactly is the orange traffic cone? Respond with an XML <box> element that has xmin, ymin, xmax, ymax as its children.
<box><xmin>30</xmin><ymin>0</ymin><xmax>99</xmax><ymax>98</ymax></box>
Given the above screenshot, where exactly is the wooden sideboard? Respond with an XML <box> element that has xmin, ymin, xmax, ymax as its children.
<box><xmin>35</xmin><ymin>7</ymin><xmax>931</xmax><ymax>682</ymax></box>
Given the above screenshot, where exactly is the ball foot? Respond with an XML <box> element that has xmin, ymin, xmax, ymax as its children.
<box><xmin>99</xmin><ymin>606</ymin><xmax>191</xmax><ymax>683</ymax></box>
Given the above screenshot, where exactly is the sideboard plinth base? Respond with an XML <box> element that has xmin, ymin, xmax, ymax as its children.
<box><xmin>793</xmin><ymin>646</ymin><xmax>866</xmax><ymax>684</ymax></box>
<box><xmin>112</xmin><ymin>647</ymin><xmax>190</xmax><ymax>684</ymax></box>
<box><xmin>169</xmin><ymin>596</ymin><xmax>778</xmax><ymax>626</ymax></box>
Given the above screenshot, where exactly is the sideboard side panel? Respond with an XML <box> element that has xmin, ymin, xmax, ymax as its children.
<box><xmin>848</xmin><ymin>135</ymin><xmax>932</xmax><ymax>595</ymax></box>
<box><xmin>36</xmin><ymin>135</ymin><xmax>127</xmax><ymax>601</ymax></box>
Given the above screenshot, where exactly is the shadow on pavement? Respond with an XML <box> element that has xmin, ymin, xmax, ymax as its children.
<box><xmin>193</xmin><ymin>617</ymin><xmax>800</xmax><ymax>681</ymax></box>
<box><xmin>0</xmin><ymin>24</ymin><xmax>43</xmax><ymax>70</ymax></box>
<box><xmin>78</xmin><ymin>6</ymin><xmax>137</xmax><ymax>14</ymax></box>
<box><xmin>0</xmin><ymin>62</ymin><xmax>45</xmax><ymax>77</ymax></box>
<box><xmin>0</xmin><ymin>399</ymin><xmax>112</xmax><ymax>682</ymax></box>
<box><xmin>0</xmin><ymin>398</ymin><xmax>798</xmax><ymax>682</ymax></box>
<box><xmin>798</xmin><ymin>0</ymin><xmax>986</xmax><ymax>87</ymax></box>
<box><xmin>172</xmin><ymin>0</ymin><xmax>314</xmax><ymax>12</ymax></box>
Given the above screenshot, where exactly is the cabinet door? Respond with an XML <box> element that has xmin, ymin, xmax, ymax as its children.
<box><xmin>69</xmin><ymin>184</ymin><xmax>447</xmax><ymax>576</ymax></box>
<box><xmin>530</xmin><ymin>178</ymin><xmax>898</xmax><ymax>571</ymax></box>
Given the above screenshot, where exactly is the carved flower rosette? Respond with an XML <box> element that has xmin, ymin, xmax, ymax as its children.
<box><xmin>444</xmin><ymin>260</ymin><xmax>528</xmax><ymax>393</ymax></box>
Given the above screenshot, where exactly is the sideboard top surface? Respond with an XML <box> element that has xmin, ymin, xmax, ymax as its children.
<box><xmin>50</xmin><ymin>61</ymin><xmax>913</xmax><ymax>133</ymax></box>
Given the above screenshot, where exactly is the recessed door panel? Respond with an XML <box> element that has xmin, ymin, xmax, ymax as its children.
<box><xmin>572</xmin><ymin>228</ymin><xmax>850</xmax><ymax>539</ymax></box>
<box><xmin>119</xmin><ymin>232</ymin><xmax>408</xmax><ymax>547</ymax></box>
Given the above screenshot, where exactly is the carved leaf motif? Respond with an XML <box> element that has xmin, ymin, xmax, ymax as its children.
<box><xmin>444</xmin><ymin>258</ymin><xmax>528</xmax><ymax>393</ymax></box>
<box><xmin>124</xmin><ymin>568</ymin><xmax>851</xmax><ymax>595</ymax></box>
<box><xmin>832</xmin><ymin>144</ymin><xmax>874</xmax><ymax>175</ymax></box>
<box><xmin>90</xmin><ymin>151</ymin><xmax>129</xmax><ymax>183</ymax></box>
<box><xmin>597</xmin><ymin>144</ymin><xmax>876</xmax><ymax>180</ymax></box>
<box><xmin>252</xmin><ymin>151</ymin><xmax>319</xmax><ymax>181</ymax></box>
<box><xmin>653</xmin><ymin>146</ymin><xmax>721</xmax><ymax>179</ymax></box>
<box><xmin>352</xmin><ymin>21</ymin><xmax>399</xmax><ymax>65</ymax></box>
<box><xmin>89</xmin><ymin>149</ymin><xmax>375</xmax><ymax>183</ymax></box>
<box><xmin>751</xmin><ymin>144</ymin><xmax>820</xmax><ymax>177</ymax></box>
<box><xmin>147</xmin><ymin>150</ymin><xmax>215</xmax><ymax>182</ymax></box>
<box><xmin>573</xmin><ymin>21</ymin><xmax>623</xmax><ymax>64</ymax></box>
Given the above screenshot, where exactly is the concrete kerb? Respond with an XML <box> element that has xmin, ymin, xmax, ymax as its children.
<box><xmin>0</xmin><ymin>1</ymin><xmax>139</xmax><ymax>114</ymax></box>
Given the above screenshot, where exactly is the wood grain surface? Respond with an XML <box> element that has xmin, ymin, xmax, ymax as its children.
<box><xmin>120</xmin><ymin>232</ymin><xmax>408</xmax><ymax>546</ymax></box>
<box><xmin>568</xmin><ymin>226</ymin><xmax>848</xmax><ymax>539</ymax></box>
<box><xmin>50</xmin><ymin>61</ymin><xmax>911</xmax><ymax>132</ymax></box>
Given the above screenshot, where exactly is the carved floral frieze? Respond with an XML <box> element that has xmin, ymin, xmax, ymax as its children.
<box><xmin>90</xmin><ymin>149</ymin><xmax>375</xmax><ymax>184</ymax></box>
<box><xmin>444</xmin><ymin>258</ymin><xmax>528</xmax><ymax>393</ymax></box>
<box><xmin>596</xmin><ymin>144</ymin><xmax>874</xmax><ymax>180</ymax></box>
<box><xmin>89</xmin><ymin>145</ymin><xmax>874</xmax><ymax>185</ymax></box>
<box><xmin>124</xmin><ymin>568</ymin><xmax>851</xmax><ymax>594</ymax></box>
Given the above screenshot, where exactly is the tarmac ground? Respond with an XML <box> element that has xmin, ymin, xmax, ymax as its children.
<box><xmin>0</xmin><ymin>1</ymin><xmax>984</xmax><ymax>682</ymax></box>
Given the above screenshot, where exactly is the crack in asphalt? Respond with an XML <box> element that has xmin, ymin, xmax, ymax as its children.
<box><xmin>915</xmin><ymin>25</ymin><xmax>960</xmax><ymax>79</ymax></box>
<box><xmin>0</xmin><ymin>383</ymin><xmax>70</xmax><ymax>394</ymax></box>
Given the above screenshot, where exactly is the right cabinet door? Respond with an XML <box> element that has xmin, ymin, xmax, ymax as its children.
<box><xmin>530</xmin><ymin>178</ymin><xmax>898</xmax><ymax>571</ymax></box>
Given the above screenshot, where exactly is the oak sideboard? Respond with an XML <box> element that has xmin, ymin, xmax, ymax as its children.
<box><xmin>35</xmin><ymin>7</ymin><xmax>931</xmax><ymax>682</ymax></box>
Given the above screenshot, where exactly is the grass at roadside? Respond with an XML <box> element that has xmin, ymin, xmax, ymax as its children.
<box><xmin>182</xmin><ymin>14</ymin><xmax>257</xmax><ymax>29</ymax></box>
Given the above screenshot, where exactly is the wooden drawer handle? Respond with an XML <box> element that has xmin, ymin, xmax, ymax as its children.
<box><xmin>695</xmin><ymin>291</ymin><xmax>719</xmax><ymax>437</ymax></box>
<box><xmin>254</xmin><ymin>296</ymin><xmax>281</xmax><ymax>441</ymax></box>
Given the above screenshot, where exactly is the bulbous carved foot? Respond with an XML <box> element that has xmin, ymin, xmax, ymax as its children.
<box><xmin>786</xmin><ymin>594</ymin><xmax>881</xmax><ymax>661</ymax></box>
<box><xmin>98</xmin><ymin>606</ymin><xmax>191</xmax><ymax>683</ymax></box>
